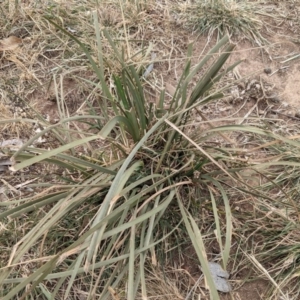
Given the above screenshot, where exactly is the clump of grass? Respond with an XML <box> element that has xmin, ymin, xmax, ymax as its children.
<box><xmin>177</xmin><ymin>0</ymin><xmax>267</xmax><ymax>43</ymax></box>
<box><xmin>0</xmin><ymin>14</ymin><xmax>239</xmax><ymax>297</ymax></box>
<box><xmin>239</xmin><ymin>142</ymin><xmax>300</xmax><ymax>299</ymax></box>
<box><xmin>2</xmin><ymin>0</ymin><xmax>300</xmax><ymax>299</ymax></box>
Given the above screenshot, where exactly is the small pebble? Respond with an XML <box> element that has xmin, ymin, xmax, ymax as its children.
<box><xmin>264</xmin><ymin>68</ymin><xmax>272</xmax><ymax>74</ymax></box>
<box><xmin>270</xmin><ymin>96</ymin><xmax>280</xmax><ymax>103</ymax></box>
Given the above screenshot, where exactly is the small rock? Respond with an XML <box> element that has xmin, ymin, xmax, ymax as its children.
<box><xmin>271</xmin><ymin>96</ymin><xmax>280</xmax><ymax>103</ymax></box>
<box><xmin>281</xmin><ymin>101</ymin><xmax>289</xmax><ymax>108</ymax></box>
<box><xmin>208</xmin><ymin>262</ymin><xmax>232</xmax><ymax>293</ymax></box>
<box><xmin>264</xmin><ymin>68</ymin><xmax>272</xmax><ymax>74</ymax></box>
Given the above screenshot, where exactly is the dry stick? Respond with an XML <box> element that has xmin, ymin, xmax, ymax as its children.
<box><xmin>237</xmin><ymin>95</ymin><xmax>264</xmax><ymax>125</ymax></box>
<box><xmin>165</xmin><ymin>119</ymin><xmax>238</xmax><ymax>182</ymax></box>
<box><xmin>119</xmin><ymin>0</ymin><xmax>131</xmax><ymax>59</ymax></box>
<box><xmin>0</xmin><ymin>256</ymin><xmax>56</xmax><ymax>270</ymax></box>
<box><xmin>244</xmin><ymin>252</ymin><xmax>289</xmax><ymax>300</ymax></box>
<box><xmin>242</xmin><ymin>134</ymin><xmax>300</xmax><ymax>153</ymax></box>
<box><xmin>269</xmin><ymin>109</ymin><xmax>300</xmax><ymax>121</ymax></box>
<box><xmin>195</xmin><ymin>107</ymin><xmax>237</xmax><ymax>147</ymax></box>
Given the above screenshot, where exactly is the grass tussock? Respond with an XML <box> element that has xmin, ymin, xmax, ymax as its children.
<box><xmin>176</xmin><ymin>0</ymin><xmax>268</xmax><ymax>44</ymax></box>
<box><xmin>1</xmin><ymin>0</ymin><xmax>300</xmax><ymax>300</ymax></box>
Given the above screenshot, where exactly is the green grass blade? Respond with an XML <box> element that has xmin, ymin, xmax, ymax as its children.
<box><xmin>177</xmin><ymin>193</ymin><xmax>220</xmax><ymax>300</ymax></box>
<box><xmin>44</xmin><ymin>17</ymin><xmax>113</xmax><ymax>102</ymax></box>
<box><xmin>11</xmin><ymin>136</ymin><xmax>102</xmax><ymax>171</ymax></box>
<box><xmin>188</xmin><ymin>44</ymin><xmax>236</xmax><ymax>106</ymax></box>
<box><xmin>85</xmin><ymin>115</ymin><xmax>168</xmax><ymax>266</ymax></box>
<box><xmin>2</xmin><ymin>223</ymin><xmax>181</xmax><ymax>285</ymax></box>
<box><xmin>128</xmin><ymin>208</ymin><xmax>137</xmax><ymax>300</ymax></box>
<box><xmin>2</xmin><ymin>256</ymin><xmax>59</xmax><ymax>300</ymax></box>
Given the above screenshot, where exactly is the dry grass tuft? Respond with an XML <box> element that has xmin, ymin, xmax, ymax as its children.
<box><xmin>175</xmin><ymin>0</ymin><xmax>269</xmax><ymax>44</ymax></box>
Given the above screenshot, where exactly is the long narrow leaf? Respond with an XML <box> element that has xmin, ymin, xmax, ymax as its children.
<box><xmin>177</xmin><ymin>194</ymin><xmax>220</xmax><ymax>300</ymax></box>
<box><xmin>11</xmin><ymin>136</ymin><xmax>102</xmax><ymax>171</ymax></box>
<box><xmin>44</xmin><ymin>17</ymin><xmax>113</xmax><ymax>102</ymax></box>
<box><xmin>85</xmin><ymin>115</ymin><xmax>168</xmax><ymax>267</ymax></box>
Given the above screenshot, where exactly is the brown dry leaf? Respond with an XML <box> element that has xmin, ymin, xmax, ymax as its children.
<box><xmin>0</xmin><ymin>36</ymin><xmax>22</xmax><ymax>51</ymax></box>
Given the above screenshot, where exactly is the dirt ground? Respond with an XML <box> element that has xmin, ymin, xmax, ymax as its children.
<box><xmin>1</xmin><ymin>0</ymin><xmax>300</xmax><ymax>299</ymax></box>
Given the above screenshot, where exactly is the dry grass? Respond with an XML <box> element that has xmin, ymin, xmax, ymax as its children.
<box><xmin>1</xmin><ymin>0</ymin><xmax>300</xmax><ymax>299</ymax></box>
<box><xmin>174</xmin><ymin>0</ymin><xmax>268</xmax><ymax>44</ymax></box>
